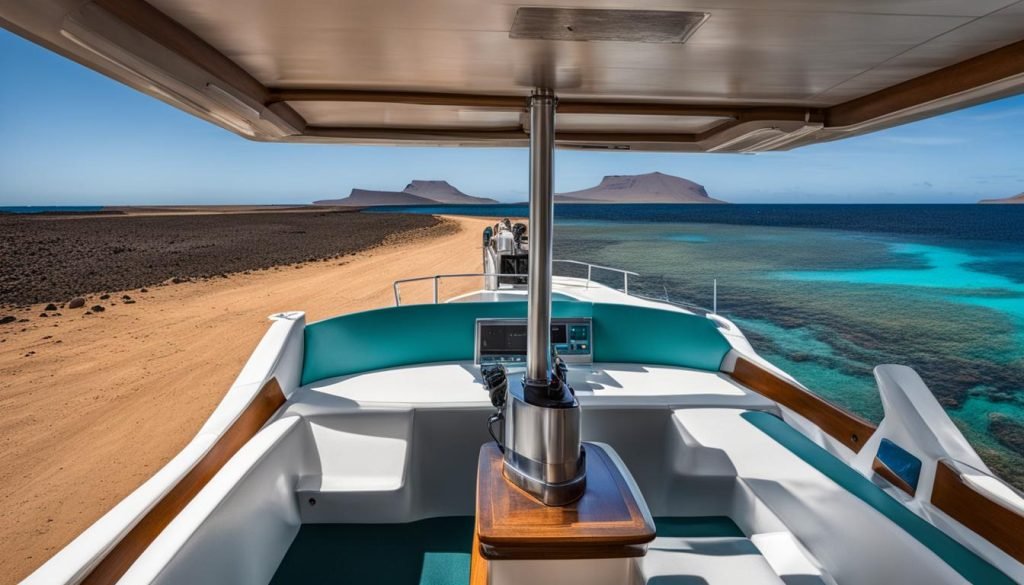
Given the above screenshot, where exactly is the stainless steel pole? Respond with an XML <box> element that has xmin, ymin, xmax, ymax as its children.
<box><xmin>526</xmin><ymin>88</ymin><xmax>556</xmax><ymax>384</ymax></box>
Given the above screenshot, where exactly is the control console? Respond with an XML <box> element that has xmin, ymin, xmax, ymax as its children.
<box><xmin>475</xmin><ymin>318</ymin><xmax>592</xmax><ymax>365</ymax></box>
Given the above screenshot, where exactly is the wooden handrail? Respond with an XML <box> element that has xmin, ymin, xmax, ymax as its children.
<box><xmin>81</xmin><ymin>378</ymin><xmax>286</xmax><ymax>584</ymax></box>
<box><xmin>729</xmin><ymin>357</ymin><xmax>877</xmax><ymax>453</ymax></box>
<box><xmin>931</xmin><ymin>460</ymin><xmax>1024</xmax><ymax>564</ymax></box>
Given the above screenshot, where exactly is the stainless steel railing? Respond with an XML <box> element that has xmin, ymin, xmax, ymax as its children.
<box><xmin>551</xmin><ymin>259</ymin><xmax>639</xmax><ymax>295</ymax></box>
<box><xmin>391</xmin><ymin>259</ymin><xmax>719</xmax><ymax>314</ymax></box>
<box><xmin>392</xmin><ymin>272</ymin><xmax>502</xmax><ymax>306</ymax></box>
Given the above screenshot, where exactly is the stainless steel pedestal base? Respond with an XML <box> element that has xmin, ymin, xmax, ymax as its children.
<box><xmin>503</xmin><ymin>446</ymin><xmax>586</xmax><ymax>506</ymax></box>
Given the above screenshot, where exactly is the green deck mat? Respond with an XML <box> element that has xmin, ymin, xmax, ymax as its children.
<box><xmin>271</xmin><ymin>516</ymin><xmax>743</xmax><ymax>585</ymax></box>
<box><xmin>271</xmin><ymin>517</ymin><xmax>475</xmax><ymax>585</ymax></box>
<box><xmin>654</xmin><ymin>516</ymin><xmax>744</xmax><ymax>538</ymax></box>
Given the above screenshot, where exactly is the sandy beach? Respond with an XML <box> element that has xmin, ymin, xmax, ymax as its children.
<box><xmin>0</xmin><ymin>212</ymin><xmax>495</xmax><ymax>583</ymax></box>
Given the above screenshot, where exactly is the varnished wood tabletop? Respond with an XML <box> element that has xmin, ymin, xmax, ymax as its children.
<box><xmin>475</xmin><ymin>442</ymin><xmax>655</xmax><ymax>561</ymax></box>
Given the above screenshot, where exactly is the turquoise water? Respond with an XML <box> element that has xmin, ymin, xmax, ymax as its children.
<box><xmin>550</xmin><ymin>221</ymin><xmax>1024</xmax><ymax>487</ymax></box>
<box><xmin>378</xmin><ymin>204</ymin><xmax>1024</xmax><ymax>487</ymax></box>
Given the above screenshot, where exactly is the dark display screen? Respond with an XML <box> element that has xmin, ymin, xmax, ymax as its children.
<box><xmin>550</xmin><ymin>323</ymin><xmax>567</xmax><ymax>344</ymax></box>
<box><xmin>479</xmin><ymin>323</ymin><xmax>566</xmax><ymax>355</ymax></box>
<box><xmin>479</xmin><ymin>324</ymin><xmax>528</xmax><ymax>355</ymax></box>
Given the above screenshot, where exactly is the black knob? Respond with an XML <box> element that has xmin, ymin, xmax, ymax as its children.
<box><xmin>481</xmin><ymin>364</ymin><xmax>508</xmax><ymax>408</ymax></box>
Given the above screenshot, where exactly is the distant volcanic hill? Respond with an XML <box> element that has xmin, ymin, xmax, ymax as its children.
<box><xmin>402</xmin><ymin>180</ymin><xmax>497</xmax><ymax>204</ymax></box>
<box><xmin>979</xmin><ymin>192</ymin><xmax>1024</xmax><ymax>204</ymax></box>
<box><xmin>555</xmin><ymin>172</ymin><xmax>725</xmax><ymax>204</ymax></box>
<box><xmin>314</xmin><ymin>180</ymin><xmax>497</xmax><ymax>206</ymax></box>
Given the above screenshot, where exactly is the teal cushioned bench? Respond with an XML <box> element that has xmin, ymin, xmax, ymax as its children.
<box><xmin>301</xmin><ymin>301</ymin><xmax>731</xmax><ymax>385</ymax></box>
<box><xmin>741</xmin><ymin>411</ymin><xmax>1014</xmax><ymax>585</ymax></box>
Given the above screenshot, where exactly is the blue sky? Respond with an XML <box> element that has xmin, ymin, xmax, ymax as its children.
<box><xmin>1</xmin><ymin>28</ymin><xmax>1023</xmax><ymax>205</ymax></box>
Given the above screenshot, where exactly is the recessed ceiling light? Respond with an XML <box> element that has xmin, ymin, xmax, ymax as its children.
<box><xmin>510</xmin><ymin>8</ymin><xmax>709</xmax><ymax>44</ymax></box>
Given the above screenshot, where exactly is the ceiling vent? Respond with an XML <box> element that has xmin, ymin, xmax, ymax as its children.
<box><xmin>510</xmin><ymin>8</ymin><xmax>708</xmax><ymax>44</ymax></box>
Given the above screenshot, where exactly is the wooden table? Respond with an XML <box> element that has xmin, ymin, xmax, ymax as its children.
<box><xmin>472</xmin><ymin>442</ymin><xmax>655</xmax><ymax>583</ymax></box>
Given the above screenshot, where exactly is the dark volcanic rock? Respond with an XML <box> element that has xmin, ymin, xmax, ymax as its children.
<box><xmin>90</xmin><ymin>305</ymin><xmax>105</xmax><ymax>313</ymax></box>
<box><xmin>0</xmin><ymin>316</ymin><xmax>15</xmax><ymax>325</ymax></box>
<box><xmin>99</xmin><ymin>294</ymin><xmax>110</xmax><ymax>300</ymax></box>
<box><xmin>990</xmin><ymin>414</ymin><xmax>1024</xmax><ymax>457</ymax></box>
<box><xmin>44</xmin><ymin>303</ymin><xmax>58</xmax><ymax>311</ymax></box>
<box><xmin>0</xmin><ymin>211</ymin><xmax>440</xmax><ymax>306</ymax></box>
<box><xmin>68</xmin><ymin>298</ymin><xmax>86</xmax><ymax>309</ymax></box>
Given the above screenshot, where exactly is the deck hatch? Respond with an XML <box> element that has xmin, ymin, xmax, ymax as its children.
<box><xmin>510</xmin><ymin>8</ymin><xmax>709</xmax><ymax>44</ymax></box>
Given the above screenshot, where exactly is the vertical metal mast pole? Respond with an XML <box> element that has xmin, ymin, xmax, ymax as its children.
<box><xmin>526</xmin><ymin>88</ymin><xmax>556</xmax><ymax>384</ymax></box>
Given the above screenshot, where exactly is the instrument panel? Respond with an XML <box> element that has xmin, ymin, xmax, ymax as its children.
<box><xmin>475</xmin><ymin>318</ymin><xmax>592</xmax><ymax>365</ymax></box>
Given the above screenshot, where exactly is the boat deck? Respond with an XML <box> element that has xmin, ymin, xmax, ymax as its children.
<box><xmin>284</xmin><ymin>362</ymin><xmax>779</xmax><ymax>414</ymax></box>
<box><xmin>269</xmin><ymin>516</ymin><xmax>773</xmax><ymax>585</ymax></box>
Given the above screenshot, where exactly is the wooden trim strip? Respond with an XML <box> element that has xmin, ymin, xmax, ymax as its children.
<box><xmin>828</xmin><ymin>38</ymin><xmax>1024</xmax><ymax>128</ymax></box>
<box><xmin>469</xmin><ymin>531</ymin><xmax>489</xmax><ymax>585</ymax></box>
<box><xmin>268</xmin><ymin>88</ymin><xmax>819</xmax><ymax>123</ymax></box>
<box><xmin>81</xmin><ymin>378</ymin><xmax>286</xmax><ymax>585</ymax></box>
<box><xmin>730</xmin><ymin>357</ymin><xmax>876</xmax><ymax>453</ymax></box>
<box><xmin>931</xmin><ymin>460</ymin><xmax>1024</xmax><ymax>564</ymax></box>
<box><xmin>872</xmin><ymin>457</ymin><xmax>916</xmax><ymax>495</ymax></box>
<box><xmin>268</xmin><ymin>88</ymin><xmax>526</xmax><ymax>110</ymax></box>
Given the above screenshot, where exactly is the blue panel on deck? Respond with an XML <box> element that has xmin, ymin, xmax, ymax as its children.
<box><xmin>877</xmin><ymin>438</ymin><xmax>923</xmax><ymax>492</ymax></box>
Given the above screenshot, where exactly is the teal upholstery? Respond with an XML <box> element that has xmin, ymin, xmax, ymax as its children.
<box><xmin>301</xmin><ymin>301</ymin><xmax>731</xmax><ymax>385</ymax></box>
<box><xmin>591</xmin><ymin>303</ymin><xmax>731</xmax><ymax>371</ymax></box>
<box><xmin>655</xmin><ymin>516</ymin><xmax>744</xmax><ymax>538</ymax></box>
<box><xmin>271</xmin><ymin>517</ymin><xmax>474</xmax><ymax>585</ymax></box>
<box><xmin>741</xmin><ymin>411</ymin><xmax>1014</xmax><ymax>585</ymax></box>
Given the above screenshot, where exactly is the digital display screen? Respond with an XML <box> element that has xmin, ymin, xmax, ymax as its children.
<box><xmin>477</xmin><ymin>318</ymin><xmax>591</xmax><ymax>364</ymax></box>
<box><xmin>479</xmin><ymin>324</ymin><xmax>527</xmax><ymax>355</ymax></box>
<box><xmin>550</xmin><ymin>323</ymin><xmax>567</xmax><ymax>344</ymax></box>
<box><xmin>479</xmin><ymin>323</ymin><xmax>566</xmax><ymax>355</ymax></box>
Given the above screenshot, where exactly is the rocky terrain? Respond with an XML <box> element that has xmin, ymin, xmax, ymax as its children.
<box><xmin>0</xmin><ymin>209</ymin><xmax>440</xmax><ymax>310</ymax></box>
<box><xmin>315</xmin><ymin>180</ymin><xmax>497</xmax><ymax>206</ymax></box>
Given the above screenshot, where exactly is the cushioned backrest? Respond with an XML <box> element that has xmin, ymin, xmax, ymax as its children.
<box><xmin>301</xmin><ymin>301</ymin><xmax>730</xmax><ymax>385</ymax></box>
<box><xmin>741</xmin><ymin>411</ymin><xmax>1015</xmax><ymax>585</ymax></box>
<box><xmin>592</xmin><ymin>303</ymin><xmax>731</xmax><ymax>372</ymax></box>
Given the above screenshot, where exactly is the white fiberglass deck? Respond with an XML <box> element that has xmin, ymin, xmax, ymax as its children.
<box><xmin>286</xmin><ymin>362</ymin><xmax>778</xmax><ymax>412</ymax></box>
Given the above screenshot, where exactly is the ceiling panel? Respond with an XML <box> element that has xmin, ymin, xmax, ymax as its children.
<box><xmin>147</xmin><ymin>0</ymin><xmax>987</xmax><ymax>105</ymax></box>
<box><xmin>555</xmin><ymin>113</ymin><xmax>729</xmax><ymax>133</ymax></box>
<box><xmin>291</xmin><ymin>101</ymin><xmax>522</xmax><ymax>128</ymax></box>
<box><xmin>2</xmin><ymin>0</ymin><xmax>1022</xmax><ymax>149</ymax></box>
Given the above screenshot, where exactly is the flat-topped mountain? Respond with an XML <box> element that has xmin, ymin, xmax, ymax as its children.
<box><xmin>314</xmin><ymin>180</ymin><xmax>496</xmax><ymax>206</ymax></box>
<box><xmin>402</xmin><ymin>180</ymin><xmax>497</xmax><ymax>204</ymax></box>
<box><xmin>979</xmin><ymin>192</ymin><xmax>1024</xmax><ymax>204</ymax></box>
<box><xmin>556</xmin><ymin>172</ymin><xmax>725</xmax><ymax>204</ymax></box>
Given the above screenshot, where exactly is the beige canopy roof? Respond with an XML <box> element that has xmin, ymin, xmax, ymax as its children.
<box><xmin>3</xmin><ymin>0</ymin><xmax>1023</xmax><ymax>152</ymax></box>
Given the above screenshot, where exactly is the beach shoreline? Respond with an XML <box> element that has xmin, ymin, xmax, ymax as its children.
<box><xmin>0</xmin><ymin>213</ymin><xmax>497</xmax><ymax>583</ymax></box>
<box><xmin>0</xmin><ymin>207</ymin><xmax>441</xmax><ymax>308</ymax></box>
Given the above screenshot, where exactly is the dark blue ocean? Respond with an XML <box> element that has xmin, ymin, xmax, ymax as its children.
<box><xmin>374</xmin><ymin>204</ymin><xmax>1024</xmax><ymax>486</ymax></box>
<box><xmin>0</xmin><ymin>206</ymin><xmax>104</xmax><ymax>214</ymax></box>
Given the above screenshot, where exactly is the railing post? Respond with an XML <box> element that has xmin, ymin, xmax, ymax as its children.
<box><xmin>624</xmin><ymin>273</ymin><xmax>629</xmax><ymax>295</ymax></box>
<box><xmin>433</xmin><ymin>275</ymin><xmax>439</xmax><ymax>304</ymax></box>
<box><xmin>394</xmin><ymin>283</ymin><xmax>401</xmax><ymax>307</ymax></box>
<box><xmin>713</xmin><ymin>279</ymin><xmax>718</xmax><ymax>315</ymax></box>
<box><xmin>587</xmin><ymin>264</ymin><xmax>592</xmax><ymax>288</ymax></box>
